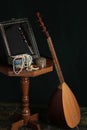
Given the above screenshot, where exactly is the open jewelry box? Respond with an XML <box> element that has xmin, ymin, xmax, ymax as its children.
<box><xmin>0</xmin><ymin>18</ymin><xmax>40</xmax><ymax>65</ymax></box>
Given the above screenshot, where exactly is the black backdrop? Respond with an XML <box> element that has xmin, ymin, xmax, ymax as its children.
<box><xmin>0</xmin><ymin>1</ymin><xmax>87</xmax><ymax>107</ymax></box>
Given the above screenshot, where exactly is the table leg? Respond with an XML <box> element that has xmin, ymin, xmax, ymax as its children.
<box><xmin>11</xmin><ymin>77</ymin><xmax>40</xmax><ymax>130</ymax></box>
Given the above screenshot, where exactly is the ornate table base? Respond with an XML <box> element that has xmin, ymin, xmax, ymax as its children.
<box><xmin>11</xmin><ymin>77</ymin><xmax>40</xmax><ymax>130</ymax></box>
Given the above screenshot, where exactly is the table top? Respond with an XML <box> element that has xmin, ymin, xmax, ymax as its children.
<box><xmin>0</xmin><ymin>58</ymin><xmax>53</xmax><ymax>77</ymax></box>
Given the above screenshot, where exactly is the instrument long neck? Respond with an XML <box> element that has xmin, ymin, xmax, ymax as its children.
<box><xmin>46</xmin><ymin>33</ymin><xmax>64</xmax><ymax>84</ymax></box>
<box><xmin>37</xmin><ymin>12</ymin><xmax>64</xmax><ymax>84</ymax></box>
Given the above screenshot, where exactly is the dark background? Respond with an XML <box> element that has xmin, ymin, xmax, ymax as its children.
<box><xmin>0</xmin><ymin>1</ymin><xmax>87</xmax><ymax>107</ymax></box>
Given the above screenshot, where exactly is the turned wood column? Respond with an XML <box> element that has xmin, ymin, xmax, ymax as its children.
<box><xmin>20</xmin><ymin>77</ymin><xmax>30</xmax><ymax>125</ymax></box>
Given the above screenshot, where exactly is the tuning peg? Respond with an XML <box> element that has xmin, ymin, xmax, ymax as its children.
<box><xmin>36</xmin><ymin>11</ymin><xmax>40</xmax><ymax>17</ymax></box>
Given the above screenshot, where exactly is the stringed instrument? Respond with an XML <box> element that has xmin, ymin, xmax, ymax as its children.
<box><xmin>36</xmin><ymin>12</ymin><xmax>81</xmax><ymax>128</ymax></box>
